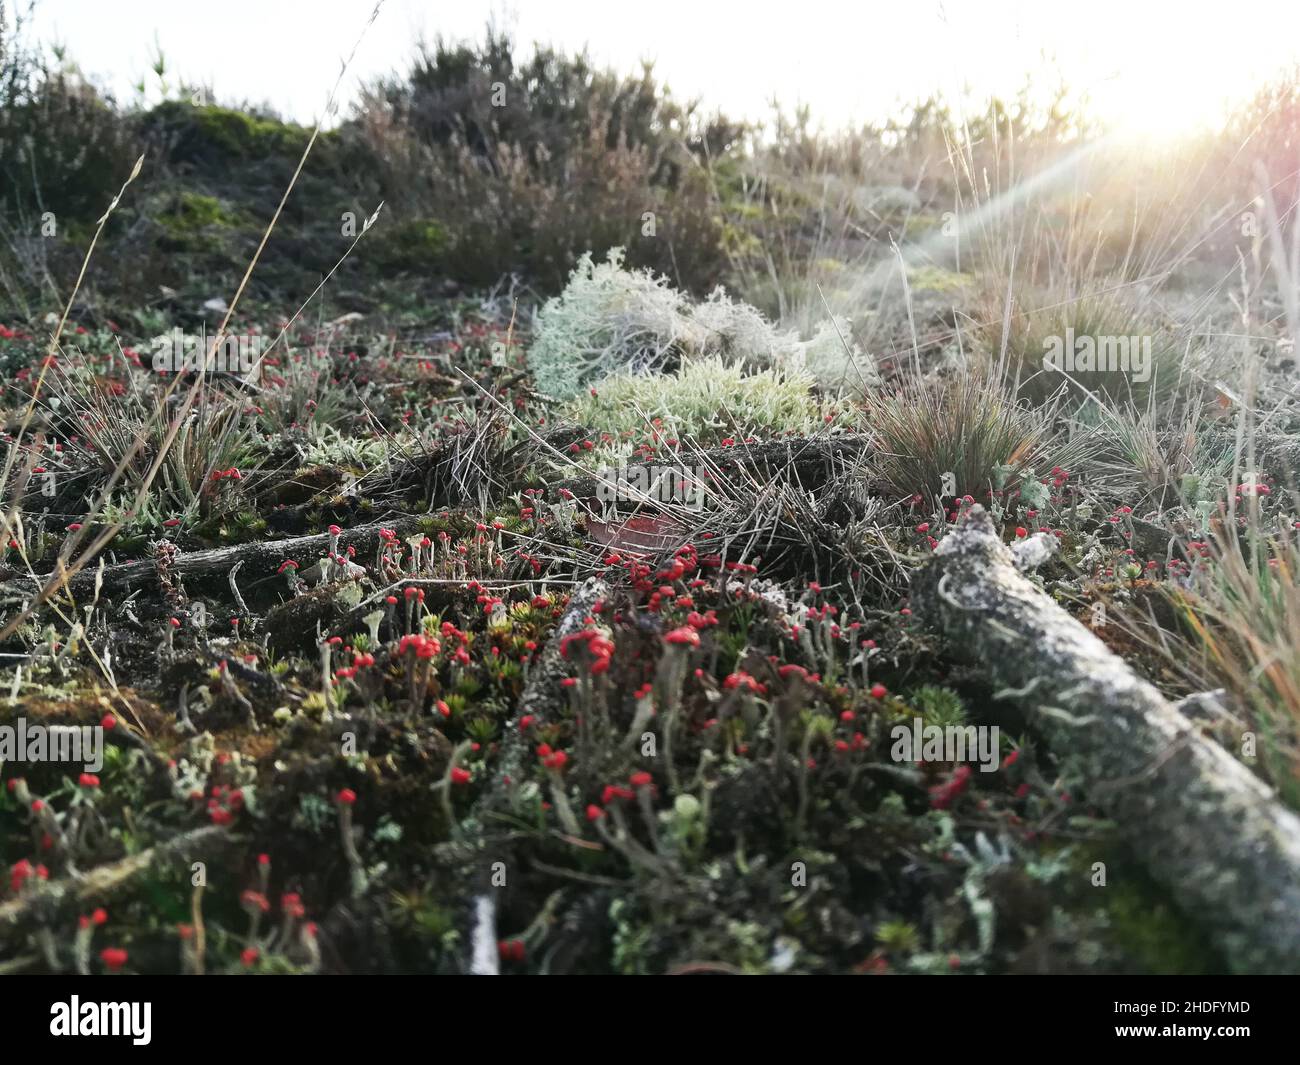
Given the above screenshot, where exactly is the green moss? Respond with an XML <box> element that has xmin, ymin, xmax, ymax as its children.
<box><xmin>188</xmin><ymin>104</ymin><xmax>313</xmax><ymax>158</ymax></box>
<box><xmin>378</xmin><ymin>218</ymin><xmax>450</xmax><ymax>270</ymax></box>
<box><xmin>158</xmin><ymin>191</ymin><xmax>242</xmax><ymax>236</ymax></box>
<box><xmin>907</xmin><ymin>265</ymin><xmax>970</xmax><ymax>293</ymax></box>
<box><xmin>563</xmin><ymin>357</ymin><xmax>818</xmax><ymax>467</ymax></box>
<box><xmin>145</xmin><ymin>101</ymin><xmax>338</xmax><ymax>170</ymax></box>
<box><xmin>1077</xmin><ymin>846</ymin><xmax>1224</xmax><ymax>974</ymax></box>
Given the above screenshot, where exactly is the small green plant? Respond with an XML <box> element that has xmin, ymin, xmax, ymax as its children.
<box><xmin>862</xmin><ymin>371</ymin><xmax>1074</xmax><ymax>500</ymax></box>
<box><xmin>876</xmin><ymin>920</ymin><xmax>920</xmax><ymax>955</ymax></box>
<box><xmin>909</xmin><ymin>685</ymin><xmax>967</xmax><ymax>728</ymax></box>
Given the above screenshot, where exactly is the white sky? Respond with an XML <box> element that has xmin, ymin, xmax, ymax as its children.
<box><xmin>20</xmin><ymin>0</ymin><xmax>1300</xmax><ymax>137</ymax></box>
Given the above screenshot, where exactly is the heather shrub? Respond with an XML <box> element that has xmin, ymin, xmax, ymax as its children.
<box><xmin>1221</xmin><ymin>68</ymin><xmax>1300</xmax><ymax>245</ymax></box>
<box><xmin>0</xmin><ymin>38</ymin><xmax>139</xmax><ymax>227</ymax></box>
<box><xmin>353</xmin><ymin>26</ymin><xmax>734</xmax><ymax>292</ymax></box>
<box><xmin>0</xmin><ymin>25</ymin><xmax>141</xmax><ymax>305</ymax></box>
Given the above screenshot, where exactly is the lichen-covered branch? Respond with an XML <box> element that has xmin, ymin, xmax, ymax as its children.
<box><xmin>913</xmin><ymin>506</ymin><xmax>1300</xmax><ymax>973</ymax></box>
<box><xmin>8</xmin><ymin>517</ymin><xmax>432</xmax><ymax>597</ymax></box>
<box><xmin>456</xmin><ymin>576</ymin><xmax>608</xmax><ymax>971</ymax></box>
<box><xmin>0</xmin><ymin>825</ymin><xmax>232</xmax><ymax>941</ymax></box>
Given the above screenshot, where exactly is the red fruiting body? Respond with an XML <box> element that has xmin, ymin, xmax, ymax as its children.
<box><xmin>241</xmin><ymin>890</ymin><xmax>271</xmax><ymax>913</ymax></box>
<box><xmin>664</xmin><ymin>626</ymin><xmax>700</xmax><ymax>647</ymax></box>
<box><xmin>497</xmin><ymin>938</ymin><xmax>526</xmax><ymax>963</ymax></box>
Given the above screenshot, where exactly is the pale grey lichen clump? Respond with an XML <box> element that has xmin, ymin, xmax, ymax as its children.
<box><xmin>527</xmin><ymin>248</ymin><xmax>879</xmax><ymax>399</ymax></box>
<box><xmin>914</xmin><ymin>506</ymin><xmax>1300</xmax><ymax>973</ymax></box>
<box><xmin>527</xmin><ymin>250</ymin><xmax>689</xmax><ymax>399</ymax></box>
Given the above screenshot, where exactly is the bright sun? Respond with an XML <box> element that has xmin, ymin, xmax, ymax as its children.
<box><xmin>1068</xmin><ymin>23</ymin><xmax>1287</xmax><ymax>144</ymax></box>
<box><xmin>1092</xmin><ymin>72</ymin><xmax>1240</xmax><ymax>142</ymax></box>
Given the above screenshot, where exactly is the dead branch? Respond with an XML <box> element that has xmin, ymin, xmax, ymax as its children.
<box><xmin>0</xmin><ymin>825</ymin><xmax>232</xmax><ymax>941</ymax></box>
<box><xmin>459</xmin><ymin>576</ymin><xmax>607</xmax><ymax>973</ymax></box>
<box><xmin>12</xmin><ymin>516</ymin><xmax>431</xmax><ymax>597</ymax></box>
<box><xmin>10</xmin><ymin>436</ymin><xmax>877</xmax><ymax>599</ymax></box>
<box><xmin>912</xmin><ymin>505</ymin><xmax>1300</xmax><ymax>973</ymax></box>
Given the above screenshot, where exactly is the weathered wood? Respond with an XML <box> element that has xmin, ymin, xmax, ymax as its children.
<box><xmin>913</xmin><ymin>505</ymin><xmax>1300</xmax><ymax>973</ymax></box>
<box><xmin>0</xmin><ymin>825</ymin><xmax>232</xmax><ymax>941</ymax></box>
<box><xmin>14</xmin><ymin>516</ymin><xmax>430</xmax><ymax>597</ymax></box>
<box><xmin>458</xmin><ymin>576</ymin><xmax>607</xmax><ymax>973</ymax></box>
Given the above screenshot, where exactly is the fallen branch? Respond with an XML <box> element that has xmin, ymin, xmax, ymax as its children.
<box><xmin>486</xmin><ymin>576</ymin><xmax>608</xmax><ymax>814</ymax></box>
<box><xmin>13</xmin><ymin>516</ymin><xmax>430</xmax><ymax>597</ymax></box>
<box><xmin>459</xmin><ymin>576</ymin><xmax>607</xmax><ymax>972</ymax></box>
<box><xmin>0</xmin><ymin>825</ymin><xmax>232</xmax><ymax>941</ymax></box>
<box><xmin>913</xmin><ymin>506</ymin><xmax>1300</xmax><ymax>974</ymax></box>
